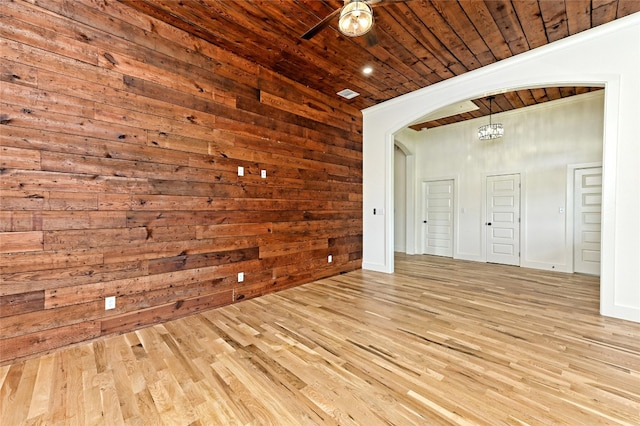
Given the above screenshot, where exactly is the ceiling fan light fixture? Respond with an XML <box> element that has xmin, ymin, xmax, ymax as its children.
<box><xmin>478</xmin><ymin>96</ymin><xmax>504</xmax><ymax>140</ymax></box>
<box><xmin>338</xmin><ymin>1</ymin><xmax>374</xmax><ymax>37</ymax></box>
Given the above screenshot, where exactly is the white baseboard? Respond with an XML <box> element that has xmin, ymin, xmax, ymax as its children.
<box><xmin>362</xmin><ymin>262</ymin><xmax>392</xmax><ymax>273</ymax></box>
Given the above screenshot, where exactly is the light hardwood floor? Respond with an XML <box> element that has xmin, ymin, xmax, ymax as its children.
<box><xmin>1</xmin><ymin>254</ymin><xmax>639</xmax><ymax>425</ymax></box>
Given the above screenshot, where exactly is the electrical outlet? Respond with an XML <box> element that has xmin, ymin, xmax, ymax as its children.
<box><xmin>238</xmin><ymin>272</ymin><xmax>244</xmax><ymax>282</ymax></box>
<box><xmin>261</xmin><ymin>169</ymin><xmax>267</xmax><ymax>179</ymax></box>
<box><xmin>105</xmin><ymin>296</ymin><xmax>116</xmax><ymax>310</ymax></box>
<box><xmin>237</xmin><ymin>166</ymin><xmax>244</xmax><ymax>176</ymax></box>
<box><xmin>328</xmin><ymin>255</ymin><xmax>333</xmax><ymax>263</ymax></box>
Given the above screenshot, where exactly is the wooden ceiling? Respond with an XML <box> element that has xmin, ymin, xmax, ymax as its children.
<box><xmin>121</xmin><ymin>0</ymin><xmax>639</xmax><ymax>127</ymax></box>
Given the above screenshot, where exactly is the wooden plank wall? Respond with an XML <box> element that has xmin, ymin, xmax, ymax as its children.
<box><xmin>0</xmin><ymin>0</ymin><xmax>363</xmax><ymax>365</ymax></box>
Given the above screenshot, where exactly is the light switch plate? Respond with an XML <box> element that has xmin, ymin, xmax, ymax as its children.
<box><xmin>238</xmin><ymin>166</ymin><xmax>244</xmax><ymax>176</ymax></box>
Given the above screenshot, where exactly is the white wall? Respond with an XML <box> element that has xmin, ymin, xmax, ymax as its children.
<box><xmin>362</xmin><ymin>14</ymin><xmax>640</xmax><ymax>323</ymax></box>
<box><xmin>412</xmin><ymin>92</ymin><xmax>603</xmax><ymax>271</ymax></box>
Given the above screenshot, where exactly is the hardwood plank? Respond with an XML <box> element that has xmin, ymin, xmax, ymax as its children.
<box><xmin>99</xmin><ymin>290</ymin><xmax>234</xmax><ymax>335</ymax></box>
<box><xmin>1</xmin><ymin>77</ymin><xmax>95</xmax><ymax>118</ymax></box>
<box><xmin>0</xmin><ymin>5</ymin><xmax>99</xmax><ymax>66</ymax></box>
<box><xmin>485</xmin><ymin>0</ymin><xmax>530</xmax><ymax>55</ymax></box>
<box><xmin>0</xmin><ymin>212</ymin><xmax>42</xmax><ymax>232</ymax></box>
<box><xmin>40</xmin><ymin>211</ymin><xmax>127</xmax><ymax>231</ymax></box>
<box><xmin>0</xmin><ymin>230</ymin><xmax>43</xmax><ymax>253</ymax></box>
<box><xmin>0</xmin><ymin>247</ymin><xmax>102</xmax><ymax>276</ymax></box>
<box><xmin>430</xmin><ymin>0</ymin><xmax>496</xmax><ymax>66</ymax></box>
<box><xmin>0</xmin><ymin>146</ymin><xmax>40</xmax><ymax>170</ymax></box>
<box><xmin>592</xmin><ymin>0</ymin><xmax>620</xmax><ymax>26</ymax></box>
<box><xmin>26</xmin><ymin>352</ymin><xmax>56</xmax><ymax>421</ymax></box>
<box><xmin>0</xmin><ymin>37</ymin><xmax>124</xmax><ymax>90</ymax></box>
<box><xmin>458</xmin><ymin>0</ymin><xmax>513</xmax><ymax>61</ymax></box>
<box><xmin>1</xmin><ymin>101</ymin><xmax>147</xmax><ymax>145</ymax></box>
<box><xmin>0</xmin><ymin>260</ymin><xmax>145</xmax><ymax>297</ymax></box>
<box><xmin>0</xmin><ymin>322</ymin><xmax>101</xmax><ymax>364</ymax></box>
<box><xmin>147</xmin><ymin>247</ymin><xmax>260</xmax><ymax>275</ymax></box>
<box><xmin>512</xmin><ymin>0</ymin><xmax>548</xmax><ymax>49</ymax></box>
<box><xmin>0</xmin><ymin>290</ymin><xmax>44</xmax><ymax>318</ymax></box>
<box><xmin>539</xmin><ymin>0</ymin><xmax>570</xmax><ymax>42</ymax></box>
<box><xmin>0</xmin><ymin>58</ymin><xmax>38</xmax><ymax>88</ymax></box>
<box><xmin>565</xmin><ymin>0</ymin><xmax>592</xmax><ymax>35</ymax></box>
<box><xmin>1</xmin><ymin>299</ymin><xmax>105</xmax><ymax>339</ymax></box>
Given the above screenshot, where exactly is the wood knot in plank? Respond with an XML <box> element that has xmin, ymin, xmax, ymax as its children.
<box><xmin>103</xmin><ymin>52</ymin><xmax>118</xmax><ymax>65</ymax></box>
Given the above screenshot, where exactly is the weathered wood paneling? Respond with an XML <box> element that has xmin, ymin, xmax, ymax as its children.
<box><xmin>0</xmin><ymin>0</ymin><xmax>362</xmax><ymax>365</ymax></box>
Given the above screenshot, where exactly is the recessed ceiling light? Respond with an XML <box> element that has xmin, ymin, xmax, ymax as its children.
<box><xmin>363</xmin><ymin>66</ymin><xmax>373</xmax><ymax>75</ymax></box>
<box><xmin>337</xmin><ymin>89</ymin><xmax>360</xmax><ymax>99</ymax></box>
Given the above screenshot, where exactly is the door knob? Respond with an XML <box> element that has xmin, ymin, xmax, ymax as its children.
<box><xmin>487</xmin><ymin>222</ymin><xmax>492</xmax><ymax>226</ymax></box>
<box><xmin>423</xmin><ymin>220</ymin><xmax>427</xmax><ymax>223</ymax></box>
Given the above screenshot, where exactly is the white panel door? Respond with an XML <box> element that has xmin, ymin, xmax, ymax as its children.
<box><xmin>422</xmin><ymin>180</ymin><xmax>453</xmax><ymax>257</ymax></box>
<box><xmin>574</xmin><ymin>167</ymin><xmax>602</xmax><ymax>275</ymax></box>
<box><xmin>486</xmin><ymin>174</ymin><xmax>520</xmax><ymax>266</ymax></box>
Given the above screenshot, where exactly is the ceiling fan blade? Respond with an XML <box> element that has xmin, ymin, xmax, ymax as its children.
<box><xmin>300</xmin><ymin>7</ymin><xmax>343</xmax><ymax>40</ymax></box>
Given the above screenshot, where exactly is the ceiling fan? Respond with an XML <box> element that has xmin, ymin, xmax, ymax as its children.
<box><xmin>300</xmin><ymin>0</ymin><xmax>411</xmax><ymax>45</ymax></box>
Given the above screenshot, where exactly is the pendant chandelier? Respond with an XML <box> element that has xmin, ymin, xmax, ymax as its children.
<box><xmin>478</xmin><ymin>96</ymin><xmax>504</xmax><ymax>140</ymax></box>
<box><xmin>338</xmin><ymin>1</ymin><xmax>374</xmax><ymax>37</ymax></box>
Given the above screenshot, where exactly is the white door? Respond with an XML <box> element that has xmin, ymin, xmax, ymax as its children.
<box><xmin>574</xmin><ymin>167</ymin><xmax>602</xmax><ymax>275</ymax></box>
<box><xmin>486</xmin><ymin>174</ymin><xmax>520</xmax><ymax>266</ymax></box>
<box><xmin>422</xmin><ymin>180</ymin><xmax>453</xmax><ymax>257</ymax></box>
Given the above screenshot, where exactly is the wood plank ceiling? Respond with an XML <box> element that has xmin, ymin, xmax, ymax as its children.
<box><xmin>121</xmin><ymin>0</ymin><xmax>640</xmax><ymax>128</ymax></box>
